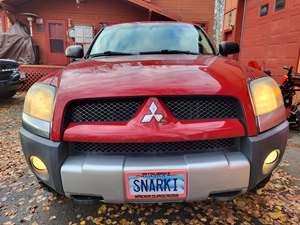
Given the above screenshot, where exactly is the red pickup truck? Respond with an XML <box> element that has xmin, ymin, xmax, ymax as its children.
<box><xmin>20</xmin><ymin>22</ymin><xmax>288</xmax><ymax>203</ymax></box>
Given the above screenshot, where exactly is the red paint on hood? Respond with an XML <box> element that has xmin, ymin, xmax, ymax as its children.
<box><xmin>50</xmin><ymin>54</ymin><xmax>261</xmax><ymax>140</ymax></box>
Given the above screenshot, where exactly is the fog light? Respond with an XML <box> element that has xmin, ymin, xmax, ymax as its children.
<box><xmin>30</xmin><ymin>156</ymin><xmax>48</xmax><ymax>178</ymax></box>
<box><xmin>263</xmin><ymin>149</ymin><xmax>280</xmax><ymax>174</ymax></box>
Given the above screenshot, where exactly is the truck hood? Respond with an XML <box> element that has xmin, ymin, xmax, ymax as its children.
<box><xmin>51</xmin><ymin>54</ymin><xmax>262</xmax><ymax>140</ymax></box>
<box><xmin>55</xmin><ymin>54</ymin><xmax>262</xmax><ymax>100</ymax></box>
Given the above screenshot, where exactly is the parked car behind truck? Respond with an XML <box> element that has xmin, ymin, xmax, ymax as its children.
<box><xmin>0</xmin><ymin>59</ymin><xmax>26</xmax><ymax>98</ymax></box>
<box><xmin>20</xmin><ymin>22</ymin><xmax>288</xmax><ymax>204</ymax></box>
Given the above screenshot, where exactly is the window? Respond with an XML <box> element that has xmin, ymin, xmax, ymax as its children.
<box><xmin>275</xmin><ymin>0</ymin><xmax>285</xmax><ymax>11</ymax></box>
<box><xmin>73</xmin><ymin>25</ymin><xmax>94</xmax><ymax>53</ymax></box>
<box><xmin>37</xmin><ymin>24</ymin><xmax>44</xmax><ymax>32</ymax></box>
<box><xmin>50</xmin><ymin>40</ymin><xmax>64</xmax><ymax>53</ymax></box>
<box><xmin>89</xmin><ymin>23</ymin><xmax>215</xmax><ymax>56</ymax></box>
<box><xmin>48</xmin><ymin>23</ymin><xmax>65</xmax><ymax>53</ymax></box>
<box><xmin>260</xmin><ymin>4</ymin><xmax>269</xmax><ymax>16</ymax></box>
<box><xmin>223</xmin><ymin>9</ymin><xmax>236</xmax><ymax>32</ymax></box>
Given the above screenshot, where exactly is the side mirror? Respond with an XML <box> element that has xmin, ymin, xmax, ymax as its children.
<box><xmin>65</xmin><ymin>45</ymin><xmax>84</xmax><ymax>59</ymax></box>
<box><xmin>219</xmin><ymin>41</ymin><xmax>240</xmax><ymax>56</ymax></box>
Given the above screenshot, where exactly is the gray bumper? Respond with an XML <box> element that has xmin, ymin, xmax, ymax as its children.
<box><xmin>61</xmin><ymin>152</ymin><xmax>249</xmax><ymax>203</ymax></box>
<box><xmin>20</xmin><ymin>128</ymin><xmax>67</xmax><ymax>194</ymax></box>
<box><xmin>20</xmin><ymin>121</ymin><xmax>289</xmax><ymax>203</ymax></box>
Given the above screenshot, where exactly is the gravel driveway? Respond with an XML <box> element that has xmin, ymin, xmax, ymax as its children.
<box><xmin>0</xmin><ymin>93</ymin><xmax>299</xmax><ymax>225</ymax></box>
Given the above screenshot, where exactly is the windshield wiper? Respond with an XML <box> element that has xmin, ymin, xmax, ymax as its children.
<box><xmin>89</xmin><ymin>50</ymin><xmax>198</xmax><ymax>58</ymax></box>
<box><xmin>89</xmin><ymin>51</ymin><xmax>136</xmax><ymax>58</ymax></box>
<box><xmin>138</xmin><ymin>50</ymin><xmax>199</xmax><ymax>55</ymax></box>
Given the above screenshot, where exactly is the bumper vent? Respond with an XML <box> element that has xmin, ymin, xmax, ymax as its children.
<box><xmin>70</xmin><ymin>138</ymin><xmax>237</xmax><ymax>155</ymax></box>
<box><xmin>163</xmin><ymin>96</ymin><xmax>241</xmax><ymax>120</ymax></box>
<box><xmin>69</xmin><ymin>98</ymin><xmax>145</xmax><ymax>122</ymax></box>
<box><xmin>67</xmin><ymin>96</ymin><xmax>242</xmax><ymax>123</ymax></box>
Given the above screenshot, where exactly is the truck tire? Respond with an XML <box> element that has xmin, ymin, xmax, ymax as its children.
<box><xmin>37</xmin><ymin>180</ymin><xmax>51</xmax><ymax>191</ymax></box>
<box><xmin>37</xmin><ymin>179</ymin><xmax>59</xmax><ymax>195</ymax></box>
<box><xmin>251</xmin><ymin>174</ymin><xmax>272</xmax><ymax>192</ymax></box>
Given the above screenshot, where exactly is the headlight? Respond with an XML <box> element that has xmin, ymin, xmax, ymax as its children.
<box><xmin>23</xmin><ymin>83</ymin><xmax>56</xmax><ymax>138</ymax></box>
<box><xmin>250</xmin><ymin>77</ymin><xmax>286</xmax><ymax>132</ymax></box>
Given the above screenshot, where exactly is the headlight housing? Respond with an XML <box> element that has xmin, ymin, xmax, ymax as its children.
<box><xmin>23</xmin><ymin>83</ymin><xmax>56</xmax><ymax>138</ymax></box>
<box><xmin>250</xmin><ymin>77</ymin><xmax>286</xmax><ymax>132</ymax></box>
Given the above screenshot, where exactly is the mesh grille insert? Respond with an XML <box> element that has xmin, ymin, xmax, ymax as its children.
<box><xmin>67</xmin><ymin>96</ymin><xmax>242</xmax><ymax>123</ymax></box>
<box><xmin>69</xmin><ymin>98</ymin><xmax>145</xmax><ymax>122</ymax></box>
<box><xmin>0</xmin><ymin>60</ymin><xmax>18</xmax><ymax>71</ymax></box>
<box><xmin>0</xmin><ymin>60</ymin><xmax>19</xmax><ymax>81</ymax></box>
<box><xmin>71</xmin><ymin>139</ymin><xmax>237</xmax><ymax>155</ymax></box>
<box><xmin>162</xmin><ymin>96</ymin><xmax>241</xmax><ymax>120</ymax></box>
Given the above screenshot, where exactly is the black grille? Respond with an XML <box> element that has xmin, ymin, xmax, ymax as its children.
<box><xmin>69</xmin><ymin>98</ymin><xmax>145</xmax><ymax>122</ymax></box>
<box><xmin>163</xmin><ymin>96</ymin><xmax>241</xmax><ymax>120</ymax></box>
<box><xmin>0</xmin><ymin>60</ymin><xmax>19</xmax><ymax>81</ymax></box>
<box><xmin>0</xmin><ymin>60</ymin><xmax>18</xmax><ymax>71</ymax></box>
<box><xmin>71</xmin><ymin>139</ymin><xmax>237</xmax><ymax>155</ymax></box>
<box><xmin>67</xmin><ymin>96</ymin><xmax>242</xmax><ymax>123</ymax></box>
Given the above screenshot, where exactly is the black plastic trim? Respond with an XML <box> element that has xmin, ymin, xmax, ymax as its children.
<box><xmin>241</xmin><ymin>121</ymin><xmax>289</xmax><ymax>190</ymax></box>
<box><xmin>20</xmin><ymin>128</ymin><xmax>67</xmax><ymax>194</ymax></box>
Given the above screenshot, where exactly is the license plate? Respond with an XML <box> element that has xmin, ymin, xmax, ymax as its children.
<box><xmin>125</xmin><ymin>170</ymin><xmax>187</xmax><ymax>200</ymax></box>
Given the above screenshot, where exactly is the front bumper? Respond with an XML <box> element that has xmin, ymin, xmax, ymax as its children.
<box><xmin>0</xmin><ymin>72</ymin><xmax>26</xmax><ymax>95</ymax></box>
<box><xmin>20</xmin><ymin>121</ymin><xmax>289</xmax><ymax>203</ymax></box>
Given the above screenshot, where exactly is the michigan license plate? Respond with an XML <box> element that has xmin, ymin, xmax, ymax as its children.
<box><xmin>125</xmin><ymin>170</ymin><xmax>187</xmax><ymax>200</ymax></box>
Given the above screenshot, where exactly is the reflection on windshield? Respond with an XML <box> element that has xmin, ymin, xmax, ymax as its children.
<box><xmin>90</xmin><ymin>23</ymin><xmax>214</xmax><ymax>56</ymax></box>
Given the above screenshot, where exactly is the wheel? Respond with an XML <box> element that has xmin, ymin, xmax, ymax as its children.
<box><xmin>251</xmin><ymin>174</ymin><xmax>272</xmax><ymax>192</ymax></box>
<box><xmin>294</xmin><ymin>111</ymin><xmax>300</xmax><ymax>131</ymax></box>
<box><xmin>37</xmin><ymin>179</ymin><xmax>54</xmax><ymax>192</ymax></box>
<box><xmin>0</xmin><ymin>90</ymin><xmax>17</xmax><ymax>99</ymax></box>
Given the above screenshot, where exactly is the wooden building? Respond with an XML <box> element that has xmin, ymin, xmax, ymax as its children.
<box><xmin>0</xmin><ymin>0</ymin><xmax>215</xmax><ymax>66</ymax></box>
<box><xmin>224</xmin><ymin>0</ymin><xmax>300</xmax><ymax>79</ymax></box>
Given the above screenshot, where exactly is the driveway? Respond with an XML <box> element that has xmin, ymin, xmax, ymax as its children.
<box><xmin>0</xmin><ymin>94</ymin><xmax>299</xmax><ymax>225</ymax></box>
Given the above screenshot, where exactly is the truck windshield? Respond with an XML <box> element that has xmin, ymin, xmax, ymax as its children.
<box><xmin>89</xmin><ymin>23</ymin><xmax>215</xmax><ymax>57</ymax></box>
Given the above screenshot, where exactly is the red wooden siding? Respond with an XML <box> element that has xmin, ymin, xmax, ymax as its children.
<box><xmin>151</xmin><ymin>0</ymin><xmax>215</xmax><ymax>35</ymax></box>
<box><xmin>12</xmin><ymin>0</ymin><xmax>150</xmax><ymax>65</ymax></box>
<box><xmin>127</xmin><ymin>0</ymin><xmax>181</xmax><ymax>21</ymax></box>
<box><xmin>3</xmin><ymin>0</ymin><xmax>215</xmax><ymax>65</ymax></box>
<box><xmin>239</xmin><ymin>0</ymin><xmax>300</xmax><ymax>79</ymax></box>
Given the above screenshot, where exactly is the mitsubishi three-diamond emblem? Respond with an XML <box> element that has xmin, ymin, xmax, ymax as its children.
<box><xmin>142</xmin><ymin>102</ymin><xmax>164</xmax><ymax>123</ymax></box>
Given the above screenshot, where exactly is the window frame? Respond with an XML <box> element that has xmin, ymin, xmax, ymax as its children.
<box><xmin>193</xmin><ymin>21</ymin><xmax>209</xmax><ymax>33</ymax></box>
<box><xmin>260</xmin><ymin>4</ymin><xmax>269</xmax><ymax>17</ymax></box>
<box><xmin>73</xmin><ymin>24</ymin><xmax>94</xmax><ymax>44</ymax></box>
<box><xmin>48</xmin><ymin>22</ymin><xmax>65</xmax><ymax>53</ymax></box>
<box><xmin>194</xmin><ymin>24</ymin><xmax>217</xmax><ymax>55</ymax></box>
<box><xmin>275</xmin><ymin>0</ymin><xmax>286</xmax><ymax>12</ymax></box>
<box><xmin>73</xmin><ymin>24</ymin><xmax>95</xmax><ymax>54</ymax></box>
